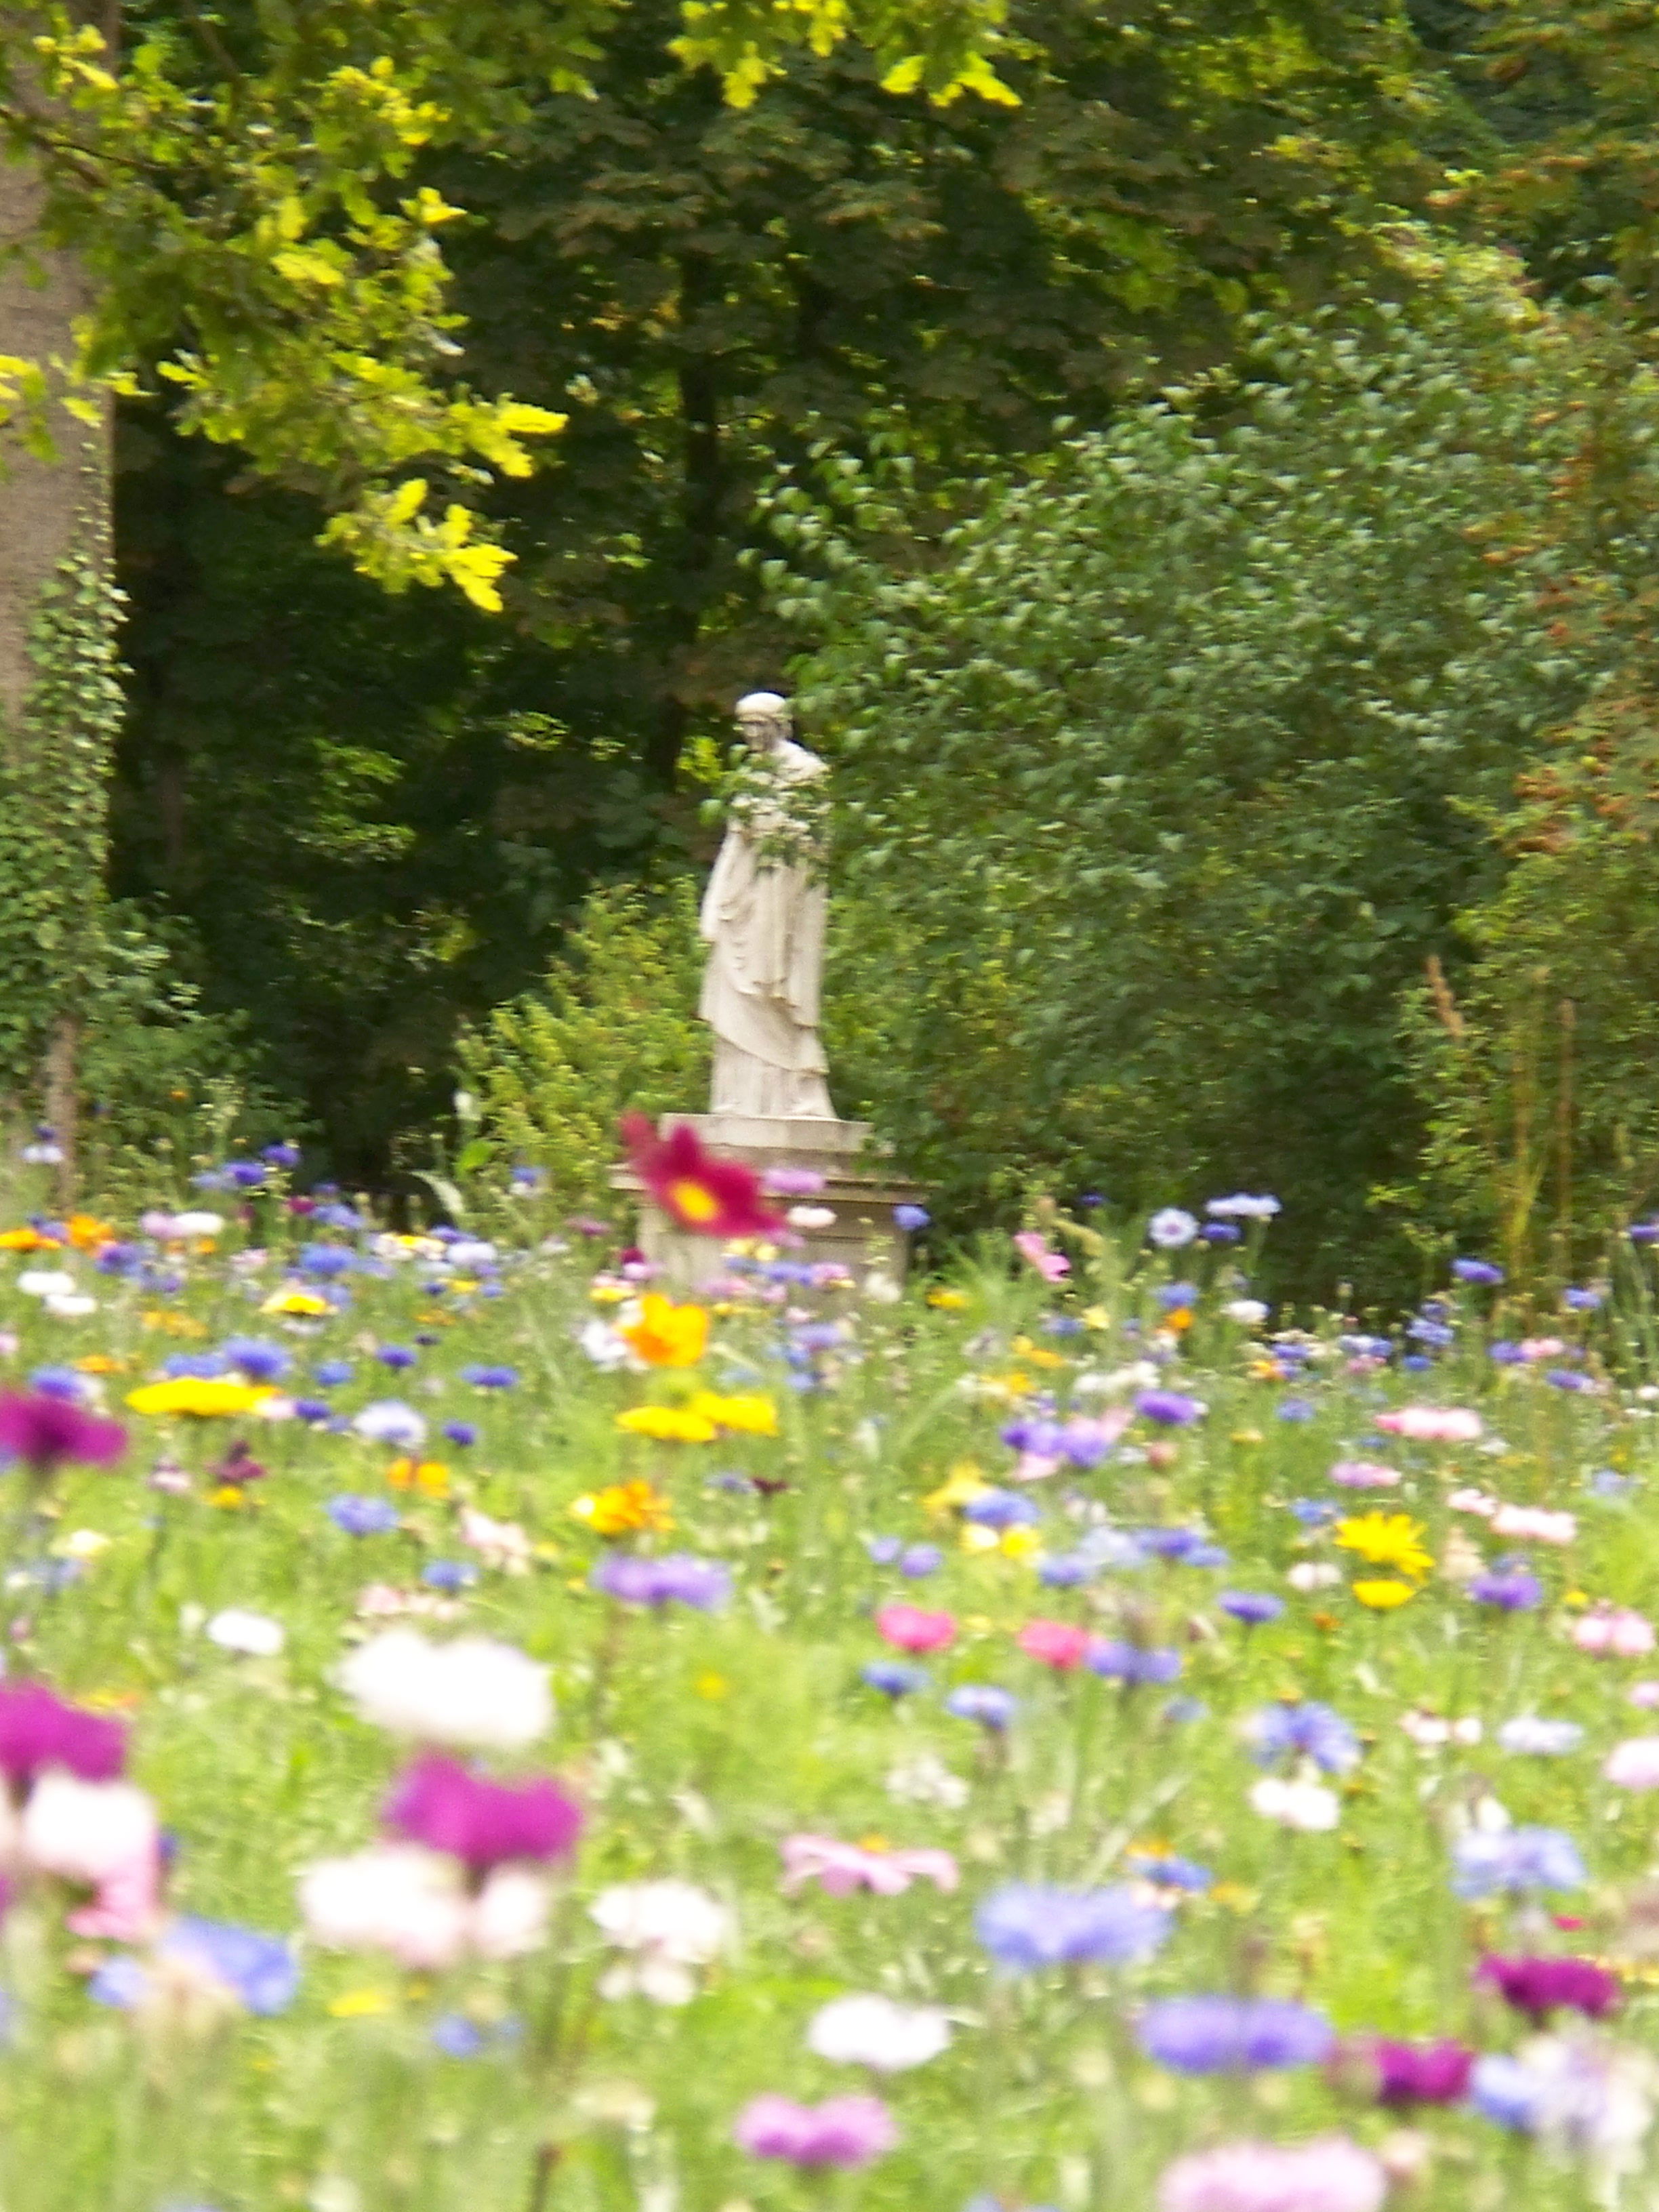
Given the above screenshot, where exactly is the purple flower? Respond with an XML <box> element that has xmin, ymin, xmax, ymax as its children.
<box><xmin>962</xmin><ymin>1490</ymin><xmax>1041</xmax><ymax>1530</ymax></box>
<box><xmin>733</xmin><ymin>2094</ymin><xmax>897</xmax><ymax>2168</ymax></box>
<box><xmin>945</xmin><ymin>1684</ymin><xmax>1018</xmax><ymax>1730</ymax></box>
<box><xmin>1135</xmin><ymin>1391</ymin><xmax>1204</xmax><ymax>1427</ymax></box>
<box><xmin>0</xmin><ymin>1682</ymin><xmax>125</xmax><ymax>1783</ymax></box>
<box><xmin>1219</xmin><ymin>1591</ymin><xmax>1284</xmax><ymax>1626</ymax></box>
<box><xmin>326</xmin><ymin>1495</ymin><xmax>401</xmax><ymax>1537</ymax></box>
<box><xmin>1349</xmin><ymin>2036</ymin><xmax>1475</xmax><ymax>2107</ymax></box>
<box><xmin>313</xmin><ymin>1359</ymin><xmax>354</xmax><ymax>1387</ymax></box>
<box><xmin>1563</xmin><ymin>1287</ymin><xmax>1603</xmax><ymax>1311</ymax></box>
<box><xmin>1247</xmin><ymin>1700</ymin><xmax>1359</xmax><ymax>1774</ymax></box>
<box><xmin>377</xmin><ymin>1345</ymin><xmax>417</xmax><ymax>1370</ymax></box>
<box><xmin>1545</xmin><ymin>1369</ymin><xmax>1595</xmax><ymax>1393</ymax></box>
<box><xmin>0</xmin><ymin>1391</ymin><xmax>125</xmax><ymax>1477</ymax></box>
<box><xmin>1139</xmin><ymin>1528</ymin><xmax>1214</xmax><ymax>1563</ymax></box>
<box><xmin>1630</xmin><ymin>1223</ymin><xmax>1659</xmax><ymax>1245</ymax></box>
<box><xmin>299</xmin><ymin>1244</ymin><xmax>356</xmax><ymax>1279</ymax></box>
<box><xmin>1158</xmin><ymin>1283</ymin><xmax>1200</xmax><ymax>1310</ymax></box>
<box><xmin>220</xmin><ymin>1337</ymin><xmax>291</xmax><ymax>1383</ymax></box>
<box><xmin>1452</xmin><ymin>1258</ymin><xmax>1504</xmax><ymax>1286</ymax></box>
<box><xmin>442</xmin><ymin>1420</ymin><xmax>478</xmax><ymax>1448</ymax></box>
<box><xmin>224</xmin><ymin>1162</ymin><xmax>266</xmax><ymax>1189</ymax></box>
<box><xmin>899</xmin><ymin>1545</ymin><xmax>943</xmax><ymax>1578</ymax></box>
<box><xmin>459</xmin><ymin>1365</ymin><xmax>518</xmax><ymax>1390</ymax></box>
<box><xmin>1469</xmin><ymin>1568</ymin><xmax>1542</xmax><ymax>1612</ymax></box>
<box><xmin>590</xmin><ymin>1554</ymin><xmax>731</xmax><ymax>1611</ymax></box>
<box><xmin>894</xmin><ymin>1206</ymin><xmax>930</xmax><ymax>1231</ymax></box>
<box><xmin>861</xmin><ymin>1662</ymin><xmax>929</xmax><ymax>1698</ymax></box>
<box><xmin>422</xmin><ymin>1560</ymin><xmax>478</xmax><ymax>1591</ymax></box>
<box><xmin>975</xmin><ymin>1884</ymin><xmax>1169</xmax><ymax>1971</ymax></box>
<box><xmin>1452</xmin><ymin>1826</ymin><xmax>1584</xmax><ymax>1898</ymax></box>
<box><xmin>1477</xmin><ymin>1954</ymin><xmax>1619</xmax><ymax>2022</ymax></box>
<box><xmin>384</xmin><ymin>1753</ymin><xmax>583</xmax><ymax>1872</ymax></box>
<box><xmin>262</xmin><ymin>1143</ymin><xmax>303</xmax><ymax>1170</ymax></box>
<box><xmin>1137</xmin><ymin>1996</ymin><xmax>1333</xmax><ymax>2071</ymax></box>
<box><xmin>1200</xmin><ymin>1221</ymin><xmax>1241</xmax><ymax>1244</ymax></box>
<box><xmin>1276</xmin><ymin>1398</ymin><xmax>1316</xmax><ymax>1422</ymax></box>
<box><xmin>1087</xmin><ymin>1641</ymin><xmax>1182</xmax><ymax>1685</ymax></box>
<box><xmin>163</xmin><ymin>1917</ymin><xmax>299</xmax><ymax>2015</ymax></box>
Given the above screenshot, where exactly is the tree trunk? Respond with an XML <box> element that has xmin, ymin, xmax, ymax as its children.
<box><xmin>0</xmin><ymin>112</ymin><xmax>113</xmax><ymax>1197</ymax></box>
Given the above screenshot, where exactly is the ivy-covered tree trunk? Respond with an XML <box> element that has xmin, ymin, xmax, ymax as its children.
<box><xmin>0</xmin><ymin>117</ymin><xmax>118</xmax><ymax>1203</ymax></box>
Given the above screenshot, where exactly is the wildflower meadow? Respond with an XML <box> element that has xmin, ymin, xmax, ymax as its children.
<box><xmin>0</xmin><ymin>1141</ymin><xmax>1658</xmax><ymax>2212</ymax></box>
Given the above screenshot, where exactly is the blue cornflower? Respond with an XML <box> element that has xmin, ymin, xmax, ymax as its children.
<box><xmin>1563</xmin><ymin>1287</ymin><xmax>1604</xmax><ymax>1311</ymax></box>
<box><xmin>326</xmin><ymin>1496</ymin><xmax>401</xmax><ymax>1538</ymax></box>
<box><xmin>300</xmin><ymin>1244</ymin><xmax>356</xmax><ymax>1279</ymax></box>
<box><xmin>1451</xmin><ymin>1826</ymin><xmax>1585</xmax><ymax>1899</ymax></box>
<box><xmin>1200</xmin><ymin>1222</ymin><xmax>1242</xmax><ymax>1244</ymax></box>
<box><xmin>1469</xmin><ymin>1568</ymin><xmax>1542</xmax><ymax>1612</ymax></box>
<box><xmin>1162</xmin><ymin>1696</ymin><xmax>1207</xmax><ymax>1724</ymax></box>
<box><xmin>1275</xmin><ymin>1398</ymin><xmax>1315</xmax><ymax>1422</ymax></box>
<box><xmin>224</xmin><ymin>1162</ymin><xmax>266</xmax><ymax>1189</ymax></box>
<box><xmin>422</xmin><ymin>1561</ymin><xmax>478</xmax><ymax>1592</ymax></box>
<box><xmin>1124</xmin><ymin>1849</ymin><xmax>1211</xmax><ymax>1892</ymax></box>
<box><xmin>1247</xmin><ymin>1700</ymin><xmax>1359</xmax><ymax>1774</ymax></box>
<box><xmin>291</xmin><ymin>1399</ymin><xmax>332</xmax><ymax>1424</ymax></box>
<box><xmin>1452</xmin><ymin>1259</ymin><xmax>1504</xmax><ymax>1286</ymax></box>
<box><xmin>962</xmin><ymin>1490</ymin><xmax>1041</xmax><ymax>1530</ymax></box>
<box><xmin>1135</xmin><ymin>1391</ymin><xmax>1205</xmax><ymax>1427</ymax></box>
<box><xmin>1497</xmin><ymin>1717</ymin><xmax>1584</xmax><ymax>1756</ymax></box>
<box><xmin>28</xmin><ymin>1365</ymin><xmax>87</xmax><ymax>1402</ymax></box>
<box><xmin>220</xmin><ymin>1338</ymin><xmax>291</xmax><ymax>1384</ymax></box>
<box><xmin>975</xmin><ymin>1885</ymin><xmax>1169</xmax><ymax>1972</ymax></box>
<box><xmin>432</xmin><ymin>2014</ymin><xmax>487</xmax><ymax>2058</ymax></box>
<box><xmin>313</xmin><ymin>1359</ymin><xmax>353</xmax><ymax>1387</ymax></box>
<box><xmin>1139</xmin><ymin>1528</ymin><xmax>1213</xmax><ymax>1563</ymax></box>
<box><xmin>862</xmin><ymin>1662</ymin><xmax>930</xmax><ymax>1699</ymax></box>
<box><xmin>1288</xmin><ymin>1500</ymin><xmax>1339</xmax><ymax>1527</ymax></box>
<box><xmin>1183</xmin><ymin>1543</ymin><xmax>1230</xmax><ymax>1569</ymax></box>
<box><xmin>1158</xmin><ymin>1283</ymin><xmax>1200</xmax><ymax>1310</ymax></box>
<box><xmin>1408</xmin><ymin>1320</ymin><xmax>1455</xmax><ymax>1349</ymax></box>
<box><xmin>1401</xmin><ymin>1355</ymin><xmax>1433</xmax><ymax>1373</ymax></box>
<box><xmin>164</xmin><ymin>1919</ymin><xmax>300</xmax><ymax>2015</ymax></box>
<box><xmin>1087</xmin><ymin>1642</ymin><xmax>1182</xmax><ymax>1686</ymax></box>
<box><xmin>1489</xmin><ymin>1342</ymin><xmax>1527</xmax><ymax>1366</ymax></box>
<box><xmin>1218</xmin><ymin>1591</ymin><xmax>1284</xmax><ymax>1626</ymax></box>
<box><xmin>163</xmin><ymin>1353</ymin><xmax>230</xmax><ymax>1380</ymax></box>
<box><xmin>1038</xmin><ymin>1553</ymin><xmax>1094</xmax><ymax>1588</ymax></box>
<box><xmin>1470</xmin><ymin>2053</ymin><xmax>1544</xmax><ymax>2131</ymax></box>
<box><xmin>945</xmin><ymin>1685</ymin><xmax>1019</xmax><ymax>1731</ymax></box>
<box><xmin>1545</xmin><ymin>1369</ymin><xmax>1595</xmax><ymax>1393</ymax></box>
<box><xmin>377</xmin><ymin>1345</ymin><xmax>417</xmax><ymax>1370</ymax></box>
<box><xmin>1631</xmin><ymin>1223</ymin><xmax>1659</xmax><ymax>1246</ymax></box>
<box><xmin>1043</xmin><ymin>1315</ymin><xmax>1085</xmax><ymax>1336</ymax></box>
<box><xmin>893</xmin><ymin>1205</ymin><xmax>930</xmax><ymax>1231</ymax></box>
<box><xmin>1588</xmin><ymin>1470</ymin><xmax>1634</xmax><ymax>1499</ymax></box>
<box><xmin>459</xmin><ymin>1364</ymin><xmax>518</xmax><ymax>1390</ymax></box>
<box><xmin>899</xmin><ymin>1544</ymin><xmax>943</xmax><ymax>1578</ymax></box>
<box><xmin>262</xmin><ymin>1142</ymin><xmax>302</xmax><ymax>1169</ymax></box>
<box><xmin>865</xmin><ymin>1536</ymin><xmax>903</xmax><ymax>1565</ymax></box>
<box><xmin>314</xmin><ymin>1204</ymin><xmax>363</xmax><ymax>1231</ymax></box>
<box><xmin>442</xmin><ymin>1421</ymin><xmax>478</xmax><ymax>1448</ymax></box>
<box><xmin>1136</xmin><ymin>1996</ymin><xmax>1333</xmax><ymax>2072</ymax></box>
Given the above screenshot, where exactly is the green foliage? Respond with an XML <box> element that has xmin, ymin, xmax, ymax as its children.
<box><xmin>455</xmin><ymin>880</ymin><xmax>708</xmax><ymax>1224</ymax></box>
<box><xmin>773</xmin><ymin>253</ymin><xmax>1659</xmax><ymax>1294</ymax></box>
<box><xmin>0</xmin><ymin>512</ymin><xmax>124</xmax><ymax>1090</ymax></box>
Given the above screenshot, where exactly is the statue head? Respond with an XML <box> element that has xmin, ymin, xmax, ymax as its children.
<box><xmin>735</xmin><ymin>690</ymin><xmax>791</xmax><ymax>750</ymax></box>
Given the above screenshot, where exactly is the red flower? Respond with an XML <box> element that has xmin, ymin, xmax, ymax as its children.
<box><xmin>620</xmin><ymin>1113</ymin><xmax>784</xmax><ymax>1239</ymax></box>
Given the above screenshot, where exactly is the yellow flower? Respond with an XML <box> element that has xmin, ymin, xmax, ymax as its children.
<box><xmin>1164</xmin><ymin>1309</ymin><xmax>1193</xmax><ymax>1333</ymax></box>
<box><xmin>209</xmin><ymin>1486</ymin><xmax>252</xmax><ymax>1510</ymax></box>
<box><xmin>0</xmin><ymin>1227</ymin><xmax>60</xmax><ymax>1251</ymax></box>
<box><xmin>1000</xmin><ymin>1525</ymin><xmax>1042</xmax><ymax>1560</ymax></box>
<box><xmin>1351</xmin><ymin>1578</ymin><xmax>1416</xmax><ymax>1610</ymax></box>
<box><xmin>571</xmin><ymin>1479</ymin><xmax>674</xmax><ymax>1537</ymax></box>
<box><xmin>126</xmin><ymin>1378</ymin><xmax>276</xmax><ymax>1418</ymax></box>
<box><xmin>1082</xmin><ymin>1305</ymin><xmax>1110</xmax><ymax>1331</ymax></box>
<box><xmin>65</xmin><ymin>1214</ymin><xmax>115</xmax><ymax>1252</ymax></box>
<box><xmin>140</xmin><ymin>1309</ymin><xmax>210</xmax><ymax>1339</ymax></box>
<box><xmin>960</xmin><ymin>1523</ymin><xmax>1001</xmax><ymax>1553</ymax></box>
<box><xmin>926</xmin><ymin>1288</ymin><xmax>970</xmax><ymax>1311</ymax></box>
<box><xmin>1008</xmin><ymin>1336</ymin><xmax>1068</xmax><ymax>1370</ymax></box>
<box><xmin>694</xmin><ymin>1672</ymin><xmax>729</xmax><ymax>1700</ymax></box>
<box><xmin>687</xmin><ymin>1390</ymin><xmax>777</xmax><ymax>1437</ymax></box>
<box><xmin>924</xmin><ymin>1462</ymin><xmax>991</xmax><ymax>1516</ymax></box>
<box><xmin>387</xmin><ymin>1457</ymin><xmax>451</xmax><ymax>1499</ymax></box>
<box><xmin>74</xmin><ymin>1354</ymin><xmax>126</xmax><ymax>1375</ymax></box>
<box><xmin>327</xmin><ymin>1989</ymin><xmax>394</xmax><ymax>2018</ymax></box>
<box><xmin>589</xmin><ymin>1283</ymin><xmax>630</xmax><ymax>1305</ymax></box>
<box><xmin>619</xmin><ymin>1294</ymin><xmax>710</xmax><ymax>1369</ymax></box>
<box><xmin>262</xmin><ymin>1287</ymin><xmax>332</xmax><ymax>1317</ymax></box>
<box><xmin>615</xmin><ymin>1405</ymin><xmax>717</xmax><ymax>1443</ymax></box>
<box><xmin>1334</xmin><ymin>1511</ymin><xmax>1434</xmax><ymax>1580</ymax></box>
<box><xmin>1231</xmin><ymin>1429</ymin><xmax>1265</xmax><ymax>1446</ymax></box>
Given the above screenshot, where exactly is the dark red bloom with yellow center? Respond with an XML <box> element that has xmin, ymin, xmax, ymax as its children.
<box><xmin>621</xmin><ymin>1113</ymin><xmax>784</xmax><ymax>1239</ymax></box>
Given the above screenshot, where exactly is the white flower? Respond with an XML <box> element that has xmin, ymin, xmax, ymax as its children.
<box><xmin>445</xmin><ymin>1240</ymin><xmax>497</xmax><ymax>1272</ymax></box>
<box><xmin>886</xmin><ymin>1753</ymin><xmax>970</xmax><ymax>1810</ymax></box>
<box><xmin>1287</xmin><ymin>1562</ymin><xmax>1341</xmax><ymax>1593</ymax></box>
<box><xmin>1399</xmin><ymin>1708</ymin><xmax>1483</xmax><ymax>1750</ymax></box>
<box><xmin>53</xmin><ymin>1529</ymin><xmax>111</xmax><ymax>1562</ymax></box>
<box><xmin>1206</xmin><ymin>1194</ymin><xmax>1282</xmax><ymax>1220</ymax></box>
<box><xmin>806</xmin><ymin>1993</ymin><xmax>951</xmax><ymax>2071</ymax></box>
<box><xmin>458</xmin><ymin>1507</ymin><xmax>533</xmax><ymax>1576</ymax></box>
<box><xmin>1248</xmin><ymin>1776</ymin><xmax>1339</xmax><ymax>1831</ymax></box>
<box><xmin>16</xmin><ymin>1270</ymin><xmax>75</xmax><ymax>1299</ymax></box>
<box><xmin>336</xmin><ymin>1629</ymin><xmax>552</xmax><ymax>1749</ymax></box>
<box><xmin>22</xmin><ymin>1774</ymin><xmax>157</xmax><ymax>1882</ymax></box>
<box><xmin>353</xmin><ymin>1400</ymin><xmax>426</xmax><ymax>1450</ymax></box>
<box><xmin>1147</xmin><ymin>1209</ymin><xmax>1199</xmax><ymax>1250</ymax></box>
<box><xmin>787</xmin><ymin>1206</ymin><xmax>836</xmax><ymax>1231</ymax></box>
<box><xmin>300</xmin><ymin>1844</ymin><xmax>547</xmax><ymax>1969</ymax></box>
<box><xmin>1498</xmin><ymin>1716</ymin><xmax>1584</xmax><ymax>1757</ymax></box>
<box><xmin>1225</xmin><ymin>1299</ymin><xmax>1269</xmax><ymax>1326</ymax></box>
<box><xmin>170</xmin><ymin>1211</ymin><xmax>226</xmax><ymax>1238</ymax></box>
<box><xmin>207</xmin><ymin>1607</ymin><xmax>285</xmax><ymax>1657</ymax></box>
<box><xmin>577</xmin><ymin>1317</ymin><xmax>638</xmax><ymax>1371</ymax></box>
<box><xmin>591</xmin><ymin>1880</ymin><xmax>733</xmax><ymax>2004</ymax></box>
<box><xmin>44</xmin><ymin>1294</ymin><xmax>98</xmax><ymax>1319</ymax></box>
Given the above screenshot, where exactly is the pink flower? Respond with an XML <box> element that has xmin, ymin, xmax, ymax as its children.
<box><xmin>1572</xmin><ymin>1607</ymin><xmax>1656</xmax><ymax>1658</ymax></box>
<box><xmin>875</xmin><ymin>1605</ymin><xmax>956</xmax><ymax>1655</ymax></box>
<box><xmin>1604</xmin><ymin>1736</ymin><xmax>1659</xmax><ymax>1790</ymax></box>
<box><xmin>1012</xmin><ymin>1232</ymin><xmax>1070</xmax><ymax>1282</ymax></box>
<box><xmin>779</xmin><ymin>1834</ymin><xmax>958</xmax><ymax>1898</ymax></box>
<box><xmin>1328</xmin><ymin>1461</ymin><xmax>1399</xmax><ymax>1490</ymax></box>
<box><xmin>300</xmin><ymin>1844</ymin><xmax>547</xmax><ymax>1967</ymax></box>
<box><xmin>1490</xmin><ymin>1504</ymin><xmax>1576</xmax><ymax>1544</ymax></box>
<box><xmin>64</xmin><ymin>1841</ymin><xmax>161</xmax><ymax>1942</ymax></box>
<box><xmin>1448</xmin><ymin>1488</ymin><xmax>1498</xmax><ymax>1518</ymax></box>
<box><xmin>458</xmin><ymin>1506</ymin><xmax>533</xmax><ymax>1575</ymax></box>
<box><xmin>1629</xmin><ymin>1681</ymin><xmax>1659</xmax><ymax>1708</ymax></box>
<box><xmin>1373</xmin><ymin>1407</ymin><xmax>1483</xmax><ymax>1443</ymax></box>
<box><xmin>733</xmin><ymin>2093</ymin><xmax>897</xmax><ymax>2168</ymax></box>
<box><xmin>1158</xmin><ymin>2135</ymin><xmax>1387</xmax><ymax>2212</ymax></box>
<box><xmin>21</xmin><ymin>1773</ymin><xmax>160</xmax><ymax>1940</ymax></box>
<box><xmin>1518</xmin><ymin>1336</ymin><xmax>1566</xmax><ymax>1362</ymax></box>
<box><xmin>1017</xmin><ymin>1619</ymin><xmax>1096</xmax><ymax>1671</ymax></box>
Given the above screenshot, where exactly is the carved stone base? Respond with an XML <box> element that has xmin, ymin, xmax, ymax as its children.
<box><xmin>610</xmin><ymin>1113</ymin><xmax>925</xmax><ymax>1290</ymax></box>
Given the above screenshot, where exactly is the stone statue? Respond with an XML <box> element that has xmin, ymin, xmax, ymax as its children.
<box><xmin>698</xmin><ymin>691</ymin><xmax>836</xmax><ymax>1120</ymax></box>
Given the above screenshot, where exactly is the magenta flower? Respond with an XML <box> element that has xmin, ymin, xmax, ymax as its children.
<box><xmin>0</xmin><ymin>1392</ymin><xmax>125</xmax><ymax>1477</ymax></box>
<box><xmin>0</xmin><ymin>1682</ymin><xmax>126</xmax><ymax>1786</ymax></box>
<box><xmin>1341</xmin><ymin>2035</ymin><xmax>1475</xmax><ymax>2107</ymax></box>
<box><xmin>779</xmin><ymin>1833</ymin><xmax>958</xmax><ymax>1898</ymax></box>
<box><xmin>1477</xmin><ymin>1954</ymin><xmax>1620</xmax><ymax>2022</ymax></box>
<box><xmin>1016</xmin><ymin>1618</ymin><xmax>1095</xmax><ymax>1671</ymax></box>
<box><xmin>733</xmin><ymin>2093</ymin><xmax>897</xmax><ymax>2167</ymax></box>
<box><xmin>384</xmin><ymin>1754</ymin><xmax>583</xmax><ymax>1873</ymax></box>
<box><xmin>874</xmin><ymin>1605</ymin><xmax>956</xmax><ymax>1655</ymax></box>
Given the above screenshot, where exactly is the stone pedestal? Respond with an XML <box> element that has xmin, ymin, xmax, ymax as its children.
<box><xmin>611</xmin><ymin>1114</ymin><xmax>924</xmax><ymax>1290</ymax></box>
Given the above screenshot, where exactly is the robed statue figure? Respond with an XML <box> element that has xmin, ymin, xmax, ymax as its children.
<box><xmin>698</xmin><ymin>691</ymin><xmax>836</xmax><ymax>1120</ymax></box>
